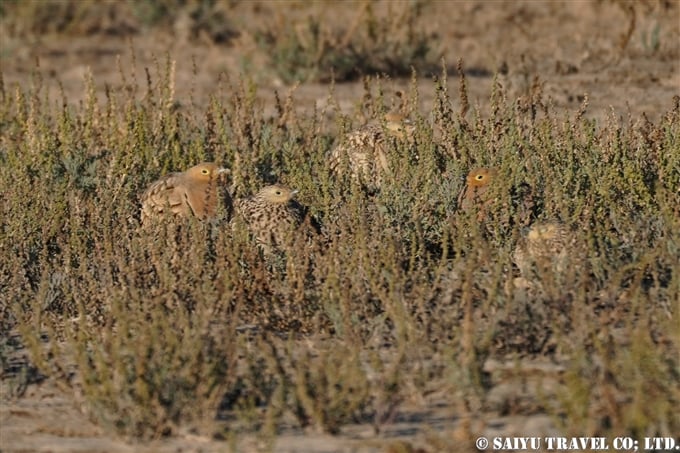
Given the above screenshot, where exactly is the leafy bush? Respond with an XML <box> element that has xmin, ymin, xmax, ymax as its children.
<box><xmin>1</xmin><ymin>56</ymin><xmax>678</xmax><ymax>444</ymax></box>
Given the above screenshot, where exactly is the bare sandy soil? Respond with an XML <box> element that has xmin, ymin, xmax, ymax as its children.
<box><xmin>1</xmin><ymin>1</ymin><xmax>678</xmax><ymax>452</ymax></box>
<box><xmin>2</xmin><ymin>1</ymin><xmax>678</xmax><ymax>122</ymax></box>
<box><xmin>2</xmin><ymin>338</ymin><xmax>564</xmax><ymax>452</ymax></box>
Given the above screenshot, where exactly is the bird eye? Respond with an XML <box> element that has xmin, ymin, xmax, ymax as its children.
<box><xmin>276</xmin><ymin>190</ymin><xmax>282</xmax><ymax>195</ymax></box>
<box><xmin>475</xmin><ymin>174</ymin><xmax>484</xmax><ymax>180</ymax></box>
<box><xmin>202</xmin><ymin>169</ymin><xmax>209</xmax><ymax>175</ymax></box>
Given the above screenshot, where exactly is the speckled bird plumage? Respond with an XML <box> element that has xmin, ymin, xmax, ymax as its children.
<box><xmin>234</xmin><ymin>184</ymin><xmax>306</xmax><ymax>253</ymax></box>
<box><xmin>329</xmin><ymin>112</ymin><xmax>415</xmax><ymax>191</ymax></box>
<box><xmin>140</xmin><ymin>162</ymin><xmax>229</xmax><ymax>224</ymax></box>
<box><xmin>513</xmin><ymin>221</ymin><xmax>574</xmax><ymax>277</ymax></box>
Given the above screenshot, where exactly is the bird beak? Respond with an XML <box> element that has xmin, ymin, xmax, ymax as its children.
<box><xmin>218</xmin><ymin>168</ymin><xmax>230</xmax><ymax>175</ymax></box>
<box><xmin>291</xmin><ymin>189</ymin><xmax>299</xmax><ymax>197</ymax></box>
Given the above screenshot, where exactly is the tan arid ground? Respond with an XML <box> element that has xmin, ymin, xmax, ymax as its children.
<box><xmin>2</xmin><ymin>1</ymin><xmax>679</xmax><ymax>121</ymax></box>
<box><xmin>1</xmin><ymin>1</ymin><xmax>679</xmax><ymax>452</ymax></box>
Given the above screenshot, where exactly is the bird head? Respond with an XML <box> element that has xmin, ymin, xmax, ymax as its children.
<box><xmin>257</xmin><ymin>184</ymin><xmax>298</xmax><ymax>204</ymax></box>
<box><xmin>527</xmin><ymin>222</ymin><xmax>562</xmax><ymax>241</ymax></box>
<box><xmin>465</xmin><ymin>167</ymin><xmax>497</xmax><ymax>189</ymax></box>
<box><xmin>384</xmin><ymin>112</ymin><xmax>416</xmax><ymax>140</ymax></box>
<box><xmin>186</xmin><ymin>162</ymin><xmax>229</xmax><ymax>182</ymax></box>
<box><xmin>457</xmin><ymin>167</ymin><xmax>499</xmax><ymax>213</ymax></box>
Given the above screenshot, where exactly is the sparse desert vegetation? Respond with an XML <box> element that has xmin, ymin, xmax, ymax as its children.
<box><xmin>1</xmin><ymin>1</ymin><xmax>679</xmax><ymax>452</ymax></box>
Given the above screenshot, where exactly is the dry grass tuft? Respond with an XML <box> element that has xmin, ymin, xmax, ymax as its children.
<box><xmin>1</xmin><ymin>47</ymin><xmax>678</xmax><ymax>445</ymax></box>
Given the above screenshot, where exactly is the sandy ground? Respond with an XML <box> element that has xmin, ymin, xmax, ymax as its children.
<box><xmin>1</xmin><ymin>1</ymin><xmax>678</xmax><ymax>122</ymax></box>
<box><xmin>1</xmin><ymin>1</ymin><xmax>678</xmax><ymax>452</ymax></box>
<box><xmin>2</xmin><ymin>338</ymin><xmax>565</xmax><ymax>453</ymax></box>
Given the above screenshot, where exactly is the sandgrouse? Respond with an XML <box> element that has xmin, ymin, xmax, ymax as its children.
<box><xmin>234</xmin><ymin>184</ymin><xmax>308</xmax><ymax>254</ymax></box>
<box><xmin>458</xmin><ymin>167</ymin><xmax>540</xmax><ymax>229</ymax></box>
<box><xmin>140</xmin><ymin>162</ymin><xmax>229</xmax><ymax>224</ymax></box>
<box><xmin>513</xmin><ymin>221</ymin><xmax>574</xmax><ymax>278</ymax></box>
<box><xmin>329</xmin><ymin>112</ymin><xmax>415</xmax><ymax>192</ymax></box>
<box><xmin>457</xmin><ymin>167</ymin><xmax>498</xmax><ymax>213</ymax></box>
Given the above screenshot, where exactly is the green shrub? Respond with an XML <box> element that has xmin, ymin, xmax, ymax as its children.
<box><xmin>1</xmin><ymin>57</ymin><xmax>678</xmax><ymax>443</ymax></box>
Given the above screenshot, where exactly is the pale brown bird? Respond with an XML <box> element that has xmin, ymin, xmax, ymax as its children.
<box><xmin>329</xmin><ymin>112</ymin><xmax>416</xmax><ymax>191</ymax></box>
<box><xmin>140</xmin><ymin>162</ymin><xmax>229</xmax><ymax>224</ymax></box>
<box><xmin>233</xmin><ymin>184</ymin><xmax>307</xmax><ymax>254</ymax></box>
<box><xmin>513</xmin><ymin>221</ymin><xmax>574</xmax><ymax>278</ymax></box>
<box><xmin>456</xmin><ymin>167</ymin><xmax>498</xmax><ymax>213</ymax></box>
